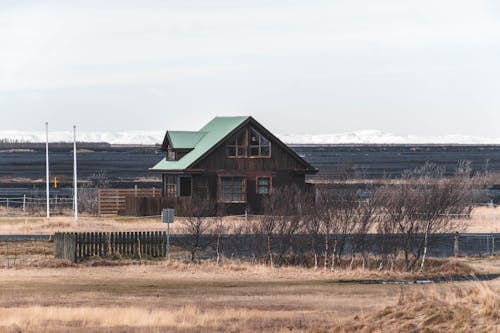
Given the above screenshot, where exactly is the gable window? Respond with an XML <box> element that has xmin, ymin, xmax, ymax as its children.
<box><xmin>225</xmin><ymin>130</ymin><xmax>247</xmax><ymax>157</ymax></box>
<box><xmin>220</xmin><ymin>177</ymin><xmax>246</xmax><ymax>203</ymax></box>
<box><xmin>249</xmin><ymin>128</ymin><xmax>271</xmax><ymax>157</ymax></box>
<box><xmin>167</xmin><ymin>146</ymin><xmax>176</xmax><ymax>161</ymax></box>
<box><xmin>167</xmin><ymin>150</ymin><xmax>176</xmax><ymax>161</ymax></box>
<box><xmin>257</xmin><ymin>177</ymin><xmax>271</xmax><ymax>194</ymax></box>
<box><xmin>225</xmin><ymin>127</ymin><xmax>271</xmax><ymax>158</ymax></box>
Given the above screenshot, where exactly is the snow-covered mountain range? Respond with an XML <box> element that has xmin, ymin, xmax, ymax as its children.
<box><xmin>1</xmin><ymin>130</ymin><xmax>499</xmax><ymax>145</ymax></box>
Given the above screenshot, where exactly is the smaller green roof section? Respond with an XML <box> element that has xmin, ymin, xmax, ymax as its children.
<box><xmin>151</xmin><ymin>116</ymin><xmax>249</xmax><ymax>171</ymax></box>
<box><xmin>167</xmin><ymin>131</ymin><xmax>206</xmax><ymax>149</ymax></box>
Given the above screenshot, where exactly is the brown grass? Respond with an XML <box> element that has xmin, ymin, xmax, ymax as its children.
<box><xmin>1</xmin><ymin>204</ymin><xmax>498</xmax><ymax>234</ymax></box>
<box><xmin>0</xmin><ymin>263</ymin><xmax>404</xmax><ymax>332</ymax></box>
<box><xmin>321</xmin><ymin>282</ymin><xmax>500</xmax><ymax>333</ymax></box>
<box><xmin>0</xmin><ymin>246</ymin><xmax>498</xmax><ymax>332</ymax></box>
<box><xmin>0</xmin><ymin>240</ymin><xmax>478</xmax><ymax>279</ymax></box>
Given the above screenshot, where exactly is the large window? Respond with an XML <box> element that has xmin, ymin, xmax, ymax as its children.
<box><xmin>225</xmin><ymin>128</ymin><xmax>271</xmax><ymax>158</ymax></box>
<box><xmin>220</xmin><ymin>177</ymin><xmax>246</xmax><ymax>203</ymax></box>
<box><xmin>249</xmin><ymin>128</ymin><xmax>271</xmax><ymax>157</ymax></box>
<box><xmin>225</xmin><ymin>130</ymin><xmax>247</xmax><ymax>157</ymax></box>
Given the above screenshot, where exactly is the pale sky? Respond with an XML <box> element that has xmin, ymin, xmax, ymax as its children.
<box><xmin>1</xmin><ymin>0</ymin><xmax>500</xmax><ymax>137</ymax></box>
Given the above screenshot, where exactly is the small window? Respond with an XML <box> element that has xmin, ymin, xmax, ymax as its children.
<box><xmin>194</xmin><ymin>177</ymin><xmax>209</xmax><ymax>200</ymax></box>
<box><xmin>164</xmin><ymin>175</ymin><xmax>177</xmax><ymax>197</ymax></box>
<box><xmin>257</xmin><ymin>177</ymin><xmax>271</xmax><ymax>194</ymax></box>
<box><xmin>249</xmin><ymin>128</ymin><xmax>271</xmax><ymax>157</ymax></box>
<box><xmin>167</xmin><ymin>149</ymin><xmax>176</xmax><ymax>161</ymax></box>
<box><xmin>220</xmin><ymin>177</ymin><xmax>246</xmax><ymax>202</ymax></box>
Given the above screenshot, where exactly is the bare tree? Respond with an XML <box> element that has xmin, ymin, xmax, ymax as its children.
<box><xmin>255</xmin><ymin>205</ymin><xmax>278</xmax><ymax>266</ymax></box>
<box><xmin>178</xmin><ymin>197</ymin><xmax>215</xmax><ymax>262</ymax></box>
<box><xmin>350</xmin><ymin>195</ymin><xmax>379</xmax><ymax>270</ymax></box>
<box><xmin>212</xmin><ymin>204</ymin><xmax>228</xmax><ymax>266</ymax></box>
<box><xmin>305</xmin><ymin>202</ymin><xmax>322</xmax><ymax>269</ymax></box>
<box><xmin>377</xmin><ymin>162</ymin><xmax>484</xmax><ymax>272</ymax></box>
<box><xmin>417</xmin><ymin>162</ymin><xmax>481</xmax><ymax>271</ymax></box>
<box><xmin>331</xmin><ymin>190</ymin><xmax>358</xmax><ymax>270</ymax></box>
<box><xmin>258</xmin><ymin>184</ymin><xmax>312</xmax><ymax>267</ymax></box>
<box><xmin>315</xmin><ymin>188</ymin><xmax>337</xmax><ymax>270</ymax></box>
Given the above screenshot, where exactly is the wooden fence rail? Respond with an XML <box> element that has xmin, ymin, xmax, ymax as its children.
<box><xmin>54</xmin><ymin>231</ymin><xmax>167</xmax><ymax>262</ymax></box>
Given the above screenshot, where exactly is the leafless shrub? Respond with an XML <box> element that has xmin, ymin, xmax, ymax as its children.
<box><xmin>350</xmin><ymin>195</ymin><xmax>380</xmax><ymax>270</ymax></box>
<box><xmin>257</xmin><ymin>184</ymin><xmax>314</xmax><ymax>267</ymax></box>
<box><xmin>78</xmin><ymin>187</ymin><xmax>98</xmax><ymax>214</ymax></box>
<box><xmin>212</xmin><ymin>204</ymin><xmax>228</xmax><ymax>266</ymax></box>
<box><xmin>315</xmin><ymin>187</ymin><xmax>360</xmax><ymax>270</ymax></box>
<box><xmin>177</xmin><ymin>197</ymin><xmax>216</xmax><ymax>262</ymax></box>
<box><xmin>376</xmin><ymin>162</ymin><xmax>486</xmax><ymax>272</ymax></box>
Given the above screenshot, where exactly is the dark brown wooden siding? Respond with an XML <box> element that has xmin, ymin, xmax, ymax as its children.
<box><xmin>191</xmin><ymin>124</ymin><xmax>308</xmax><ymax>172</ymax></box>
<box><xmin>159</xmin><ymin>120</ymin><xmax>314</xmax><ymax>215</ymax></box>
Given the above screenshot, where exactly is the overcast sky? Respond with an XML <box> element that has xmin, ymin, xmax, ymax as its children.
<box><xmin>1</xmin><ymin>0</ymin><xmax>499</xmax><ymax>137</ymax></box>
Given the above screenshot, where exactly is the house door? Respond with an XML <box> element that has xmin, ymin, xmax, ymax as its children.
<box><xmin>179</xmin><ymin>176</ymin><xmax>192</xmax><ymax>197</ymax></box>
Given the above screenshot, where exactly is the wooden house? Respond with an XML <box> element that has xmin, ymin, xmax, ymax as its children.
<box><xmin>150</xmin><ymin>116</ymin><xmax>317</xmax><ymax>214</ymax></box>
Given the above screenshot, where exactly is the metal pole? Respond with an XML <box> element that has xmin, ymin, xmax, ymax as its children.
<box><xmin>73</xmin><ymin>125</ymin><xmax>78</xmax><ymax>224</ymax></box>
<box><xmin>45</xmin><ymin>122</ymin><xmax>50</xmax><ymax>219</ymax></box>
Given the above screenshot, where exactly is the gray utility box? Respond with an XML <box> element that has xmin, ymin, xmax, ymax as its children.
<box><xmin>161</xmin><ymin>208</ymin><xmax>174</xmax><ymax>223</ymax></box>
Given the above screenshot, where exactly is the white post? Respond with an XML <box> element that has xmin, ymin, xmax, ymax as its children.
<box><xmin>23</xmin><ymin>194</ymin><xmax>26</xmax><ymax>212</ymax></box>
<box><xmin>74</xmin><ymin>125</ymin><xmax>78</xmax><ymax>224</ymax></box>
<box><xmin>45</xmin><ymin>122</ymin><xmax>50</xmax><ymax>219</ymax></box>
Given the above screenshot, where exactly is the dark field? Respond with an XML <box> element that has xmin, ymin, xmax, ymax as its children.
<box><xmin>1</xmin><ymin>143</ymin><xmax>499</xmax><ymax>198</ymax></box>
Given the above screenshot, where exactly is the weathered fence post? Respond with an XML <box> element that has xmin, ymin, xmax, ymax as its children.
<box><xmin>71</xmin><ymin>233</ymin><xmax>76</xmax><ymax>263</ymax></box>
<box><xmin>454</xmin><ymin>232</ymin><xmax>459</xmax><ymax>257</ymax></box>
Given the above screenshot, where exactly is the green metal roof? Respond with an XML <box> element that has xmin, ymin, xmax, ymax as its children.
<box><xmin>167</xmin><ymin>131</ymin><xmax>206</xmax><ymax>149</ymax></box>
<box><xmin>151</xmin><ymin>116</ymin><xmax>249</xmax><ymax>171</ymax></box>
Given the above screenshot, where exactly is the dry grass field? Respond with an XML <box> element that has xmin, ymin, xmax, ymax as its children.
<box><xmin>0</xmin><ymin>205</ymin><xmax>498</xmax><ymax>235</ymax></box>
<box><xmin>0</xmin><ymin>240</ymin><xmax>498</xmax><ymax>332</ymax></box>
<box><xmin>321</xmin><ymin>281</ymin><xmax>500</xmax><ymax>333</ymax></box>
<box><xmin>0</xmin><ymin>264</ymin><xmax>401</xmax><ymax>333</ymax></box>
<box><xmin>0</xmin><ymin>205</ymin><xmax>498</xmax><ymax>332</ymax></box>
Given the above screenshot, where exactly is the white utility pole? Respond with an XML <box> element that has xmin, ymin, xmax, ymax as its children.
<box><xmin>73</xmin><ymin>125</ymin><xmax>78</xmax><ymax>223</ymax></box>
<box><xmin>45</xmin><ymin>122</ymin><xmax>50</xmax><ymax>219</ymax></box>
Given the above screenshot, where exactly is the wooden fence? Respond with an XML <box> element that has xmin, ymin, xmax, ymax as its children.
<box><xmin>54</xmin><ymin>231</ymin><xmax>167</xmax><ymax>262</ymax></box>
<box><xmin>97</xmin><ymin>188</ymin><xmax>161</xmax><ymax>215</ymax></box>
<box><xmin>124</xmin><ymin>196</ymin><xmax>193</xmax><ymax>216</ymax></box>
